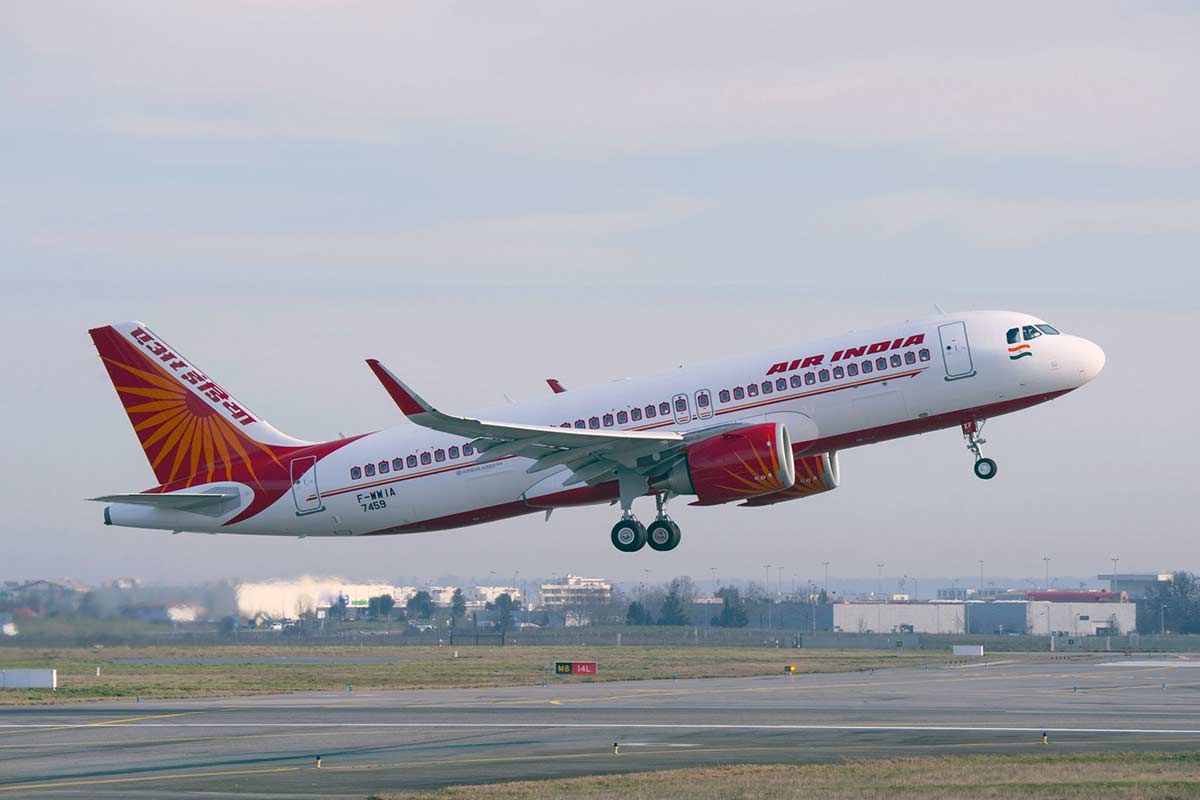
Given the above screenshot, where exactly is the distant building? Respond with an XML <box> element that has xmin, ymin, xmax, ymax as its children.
<box><xmin>937</xmin><ymin>587</ymin><xmax>976</xmax><ymax>601</ymax></box>
<box><xmin>967</xmin><ymin>600</ymin><xmax>1136</xmax><ymax>636</ymax></box>
<box><xmin>235</xmin><ymin>578</ymin><xmax>415</xmax><ymax>619</ymax></box>
<box><xmin>1096</xmin><ymin>573</ymin><xmax>1172</xmax><ymax>599</ymax></box>
<box><xmin>540</xmin><ymin>575</ymin><xmax>612</xmax><ymax>609</ymax></box>
<box><xmin>472</xmin><ymin>586</ymin><xmax>522</xmax><ymax>605</ymax></box>
<box><xmin>819</xmin><ymin>603</ymin><xmax>966</xmax><ymax>634</ymax></box>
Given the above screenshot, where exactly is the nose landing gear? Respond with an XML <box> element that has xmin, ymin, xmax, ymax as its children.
<box><xmin>962</xmin><ymin>420</ymin><xmax>997</xmax><ymax>480</ymax></box>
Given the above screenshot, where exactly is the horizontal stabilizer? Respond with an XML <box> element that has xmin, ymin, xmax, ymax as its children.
<box><xmin>89</xmin><ymin>492</ymin><xmax>240</xmax><ymax>511</ymax></box>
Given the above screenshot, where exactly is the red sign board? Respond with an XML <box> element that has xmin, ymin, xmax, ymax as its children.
<box><xmin>554</xmin><ymin>661</ymin><xmax>597</xmax><ymax>675</ymax></box>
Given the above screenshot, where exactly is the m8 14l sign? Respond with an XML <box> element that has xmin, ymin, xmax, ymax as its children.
<box><xmin>554</xmin><ymin>661</ymin><xmax>597</xmax><ymax>675</ymax></box>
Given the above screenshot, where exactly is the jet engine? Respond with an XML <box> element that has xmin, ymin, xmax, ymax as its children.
<box><xmin>653</xmin><ymin>423</ymin><xmax>796</xmax><ymax>505</ymax></box>
<box><xmin>739</xmin><ymin>451</ymin><xmax>839</xmax><ymax>506</ymax></box>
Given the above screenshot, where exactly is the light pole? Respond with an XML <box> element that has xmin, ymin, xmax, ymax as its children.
<box><xmin>763</xmin><ymin>564</ymin><xmax>772</xmax><ymax>630</ymax></box>
<box><xmin>876</xmin><ymin>563</ymin><xmax>885</xmax><ymax>599</ymax></box>
<box><xmin>977</xmin><ymin>560</ymin><xmax>985</xmax><ymax>594</ymax></box>
<box><xmin>1111</xmin><ymin>556</ymin><xmax>1120</xmax><ymax>575</ymax></box>
<box><xmin>710</xmin><ymin>567</ymin><xmax>718</xmax><ymax>596</ymax></box>
<box><xmin>1043</xmin><ymin>557</ymin><xmax>1051</xmax><ymax>590</ymax></box>
<box><xmin>777</xmin><ymin>565</ymin><xmax>783</xmax><ymax>599</ymax></box>
<box><xmin>823</xmin><ymin>561</ymin><xmax>830</xmax><ymax>596</ymax></box>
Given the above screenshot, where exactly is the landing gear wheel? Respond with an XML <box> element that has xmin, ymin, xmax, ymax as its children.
<box><xmin>611</xmin><ymin>518</ymin><xmax>647</xmax><ymax>552</ymax></box>
<box><xmin>646</xmin><ymin>520</ymin><xmax>681</xmax><ymax>552</ymax></box>
<box><xmin>974</xmin><ymin>457</ymin><xmax>997</xmax><ymax>480</ymax></box>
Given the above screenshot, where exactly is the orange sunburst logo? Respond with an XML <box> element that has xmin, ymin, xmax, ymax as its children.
<box><xmin>715</xmin><ymin>439</ymin><xmax>786</xmax><ymax>497</ymax></box>
<box><xmin>97</xmin><ymin>336</ymin><xmax>281</xmax><ymax>489</ymax></box>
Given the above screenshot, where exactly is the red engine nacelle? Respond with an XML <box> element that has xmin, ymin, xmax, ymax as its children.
<box><xmin>654</xmin><ymin>423</ymin><xmax>796</xmax><ymax>506</ymax></box>
<box><xmin>739</xmin><ymin>451</ymin><xmax>839</xmax><ymax>506</ymax></box>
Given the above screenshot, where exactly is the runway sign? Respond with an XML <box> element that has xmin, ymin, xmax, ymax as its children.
<box><xmin>555</xmin><ymin>661</ymin><xmax>597</xmax><ymax>675</ymax></box>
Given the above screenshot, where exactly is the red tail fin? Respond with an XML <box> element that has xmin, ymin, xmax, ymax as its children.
<box><xmin>89</xmin><ymin>322</ymin><xmax>309</xmax><ymax>487</ymax></box>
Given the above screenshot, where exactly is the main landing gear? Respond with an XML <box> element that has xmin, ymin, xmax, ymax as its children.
<box><xmin>610</xmin><ymin>493</ymin><xmax>681</xmax><ymax>553</ymax></box>
<box><xmin>962</xmin><ymin>420</ymin><xmax>997</xmax><ymax>480</ymax></box>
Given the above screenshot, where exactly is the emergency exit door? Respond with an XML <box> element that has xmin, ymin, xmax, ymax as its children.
<box><xmin>938</xmin><ymin>322</ymin><xmax>976</xmax><ymax>380</ymax></box>
<box><xmin>290</xmin><ymin>456</ymin><xmax>324</xmax><ymax>515</ymax></box>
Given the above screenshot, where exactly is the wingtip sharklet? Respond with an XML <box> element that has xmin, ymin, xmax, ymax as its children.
<box><xmin>366</xmin><ymin>359</ymin><xmax>434</xmax><ymax>417</ymax></box>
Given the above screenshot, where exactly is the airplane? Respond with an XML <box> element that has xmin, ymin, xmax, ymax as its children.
<box><xmin>88</xmin><ymin>310</ymin><xmax>1104</xmax><ymax>553</ymax></box>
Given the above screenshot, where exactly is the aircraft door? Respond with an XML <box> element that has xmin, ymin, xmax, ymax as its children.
<box><xmin>938</xmin><ymin>322</ymin><xmax>976</xmax><ymax>381</ymax></box>
<box><xmin>694</xmin><ymin>389</ymin><xmax>713</xmax><ymax>420</ymax></box>
<box><xmin>672</xmin><ymin>393</ymin><xmax>691</xmax><ymax>424</ymax></box>
<box><xmin>290</xmin><ymin>456</ymin><xmax>324</xmax><ymax>515</ymax></box>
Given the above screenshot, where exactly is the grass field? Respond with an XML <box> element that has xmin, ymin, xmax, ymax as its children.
<box><xmin>375</xmin><ymin>752</ymin><xmax>1200</xmax><ymax>799</ymax></box>
<box><xmin>0</xmin><ymin>644</ymin><xmax>947</xmax><ymax>704</ymax></box>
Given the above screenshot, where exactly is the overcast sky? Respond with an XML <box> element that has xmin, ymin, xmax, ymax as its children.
<box><xmin>2</xmin><ymin>2</ymin><xmax>1197</xmax><ymax>588</ymax></box>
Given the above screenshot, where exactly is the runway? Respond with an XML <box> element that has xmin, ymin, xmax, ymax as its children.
<box><xmin>1</xmin><ymin>656</ymin><xmax>1198</xmax><ymax>798</ymax></box>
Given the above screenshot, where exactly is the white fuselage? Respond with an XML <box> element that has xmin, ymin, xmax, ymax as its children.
<box><xmin>105</xmin><ymin>310</ymin><xmax>1104</xmax><ymax>537</ymax></box>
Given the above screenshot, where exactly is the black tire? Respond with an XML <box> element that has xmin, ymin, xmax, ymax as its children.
<box><xmin>611</xmin><ymin>519</ymin><xmax>647</xmax><ymax>552</ymax></box>
<box><xmin>646</xmin><ymin>520</ymin><xmax>679</xmax><ymax>552</ymax></box>
<box><xmin>974</xmin><ymin>457</ymin><xmax>997</xmax><ymax>480</ymax></box>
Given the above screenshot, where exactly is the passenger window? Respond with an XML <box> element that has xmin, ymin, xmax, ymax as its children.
<box><xmin>645</xmin><ymin>405</ymin><xmax>656</xmax><ymax>418</ymax></box>
<box><xmin>589</xmin><ymin>416</ymin><xmax>600</xmax><ymax>429</ymax></box>
<box><xmin>776</xmin><ymin>378</ymin><xmax>786</xmax><ymax>391</ymax></box>
<box><xmin>659</xmin><ymin>402</ymin><xmax>670</xmax><ymax>416</ymax></box>
<box><xmin>905</xmin><ymin>351</ymin><xmax>916</xmax><ymax>365</ymax></box>
<box><xmin>435</xmin><ymin>449</ymin><xmax>446</xmax><ymax>462</ymax></box>
<box><xmin>1006</xmin><ymin>328</ymin><xmax>1020</xmax><ymax>345</ymax></box>
<box><xmin>1036</xmin><ymin>324</ymin><xmax>1060</xmax><ymax>335</ymax></box>
<box><xmin>803</xmin><ymin>373</ymin><xmax>815</xmax><ymax>385</ymax></box>
<box><xmin>420</xmin><ymin>452</ymin><xmax>431</xmax><ymax>466</ymax></box>
<box><xmin>876</xmin><ymin>357</ymin><xmax>887</xmax><ymax>370</ymax></box>
<box><xmin>603</xmin><ymin>413</ymin><xmax>614</xmax><ymax>427</ymax></box>
<box><xmin>733</xmin><ymin>387</ymin><xmax>745</xmax><ymax>400</ymax></box>
<box><xmin>833</xmin><ymin>366</ymin><xmax>844</xmax><ymax>379</ymax></box>
<box><xmin>631</xmin><ymin>407</ymin><xmax>642</xmax><ymax>421</ymax></box>
<box><xmin>1022</xmin><ymin>325</ymin><xmax>1042</xmax><ymax>341</ymax></box>
<box><xmin>919</xmin><ymin>348</ymin><xmax>930</xmax><ymax>362</ymax></box>
<box><xmin>365</xmin><ymin>463</ymin><xmax>376</xmax><ymax>477</ymax></box>
<box><xmin>463</xmin><ymin>445</ymin><xmax>474</xmax><ymax>456</ymax></box>
<box><xmin>719</xmin><ymin>389</ymin><xmax>731</xmax><ymax>403</ymax></box>
<box><xmin>791</xmin><ymin>375</ymin><xmax>803</xmax><ymax>388</ymax></box>
<box><xmin>697</xmin><ymin>393</ymin><xmax>709</xmax><ymax>408</ymax></box>
<box><xmin>448</xmin><ymin>446</ymin><xmax>460</xmax><ymax>459</ymax></box>
<box><xmin>560</xmin><ymin>422</ymin><xmax>570</xmax><ymax>428</ymax></box>
<box><xmin>675</xmin><ymin>397</ymin><xmax>687</xmax><ymax>412</ymax></box>
<box><xmin>351</xmin><ymin>466</ymin><xmax>362</xmax><ymax>480</ymax></box>
<box><xmin>818</xmin><ymin>369</ymin><xmax>830</xmax><ymax>382</ymax></box>
<box><xmin>407</xmin><ymin>455</ymin><xmax>418</xmax><ymax>468</ymax></box>
<box><xmin>890</xmin><ymin>354</ymin><xmax>902</xmax><ymax>367</ymax></box>
<box><xmin>747</xmin><ymin>384</ymin><xmax>758</xmax><ymax>397</ymax></box>
<box><xmin>392</xmin><ymin>457</ymin><xmax>404</xmax><ymax>471</ymax></box>
<box><xmin>862</xmin><ymin>360</ymin><xmax>872</xmax><ymax>373</ymax></box>
<box><xmin>761</xmin><ymin>381</ymin><xmax>772</xmax><ymax>394</ymax></box>
<box><xmin>617</xmin><ymin>410</ymin><xmax>628</xmax><ymax>424</ymax></box>
<box><xmin>847</xmin><ymin>363</ymin><xmax>859</xmax><ymax>377</ymax></box>
<box><xmin>378</xmin><ymin>460</ymin><xmax>389</xmax><ymax>474</ymax></box>
<box><xmin>575</xmin><ymin>419</ymin><xmax>586</xmax><ymax>429</ymax></box>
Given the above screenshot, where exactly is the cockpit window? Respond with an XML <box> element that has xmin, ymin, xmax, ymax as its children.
<box><xmin>1022</xmin><ymin>325</ymin><xmax>1043</xmax><ymax>341</ymax></box>
<box><xmin>1036</xmin><ymin>324</ymin><xmax>1060</xmax><ymax>335</ymax></box>
<box><xmin>1006</xmin><ymin>328</ymin><xmax>1020</xmax><ymax>345</ymax></box>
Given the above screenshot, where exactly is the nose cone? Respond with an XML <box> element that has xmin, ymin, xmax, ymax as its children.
<box><xmin>1075</xmin><ymin>338</ymin><xmax>1106</xmax><ymax>384</ymax></box>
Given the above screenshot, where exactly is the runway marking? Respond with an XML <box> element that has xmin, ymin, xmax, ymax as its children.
<box><xmin>0</xmin><ymin>766</ymin><xmax>299</xmax><ymax>793</ymax></box>
<box><xmin>0</xmin><ymin>722</ymin><xmax>1197</xmax><ymax>735</ymax></box>
<box><xmin>0</xmin><ymin>710</ymin><xmax>201</xmax><ymax>737</ymax></box>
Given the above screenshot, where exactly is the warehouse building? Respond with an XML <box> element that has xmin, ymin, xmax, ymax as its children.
<box><xmin>968</xmin><ymin>600</ymin><xmax>1136</xmax><ymax>636</ymax></box>
<box><xmin>818</xmin><ymin>602</ymin><xmax>966</xmax><ymax>634</ymax></box>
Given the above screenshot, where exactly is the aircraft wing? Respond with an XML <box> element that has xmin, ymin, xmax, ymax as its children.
<box><xmin>366</xmin><ymin>359</ymin><xmax>738</xmax><ymax>486</ymax></box>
